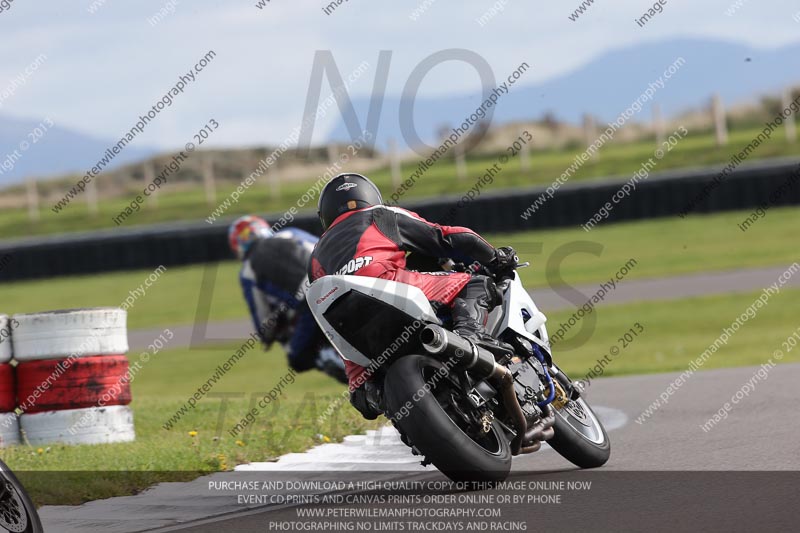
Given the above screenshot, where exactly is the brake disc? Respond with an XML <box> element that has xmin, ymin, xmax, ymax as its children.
<box><xmin>563</xmin><ymin>399</ymin><xmax>591</xmax><ymax>427</ymax></box>
<box><xmin>0</xmin><ymin>479</ymin><xmax>28</xmax><ymax>532</ymax></box>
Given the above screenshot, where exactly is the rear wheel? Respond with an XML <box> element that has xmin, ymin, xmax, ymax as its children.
<box><xmin>384</xmin><ymin>355</ymin><xmax>511</xmax><ymax>482</ymax></box>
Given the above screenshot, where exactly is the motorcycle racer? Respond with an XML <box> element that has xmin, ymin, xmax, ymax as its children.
<box><xmin>229</xmin><ymin>215</ymin><xmax>346</xmax><ymax>383</ymax></box>
<box><xmin>308</xmin><ymin>174</ymin><xmax>517</xmax><ymax>419</ymax></box>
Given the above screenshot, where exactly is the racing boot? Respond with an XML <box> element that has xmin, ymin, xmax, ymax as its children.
<box><xmin>451</xmin><ymin>276</ymin><xmax>514</xmax><ymax>358</ymax></box>
<box><xmin>315</xmin><ymin>347</ymin><xmax>348</xmax><ymax>384</ymax></box>
<box><xmin>350</xmin><ymin>381</ymin><xmax>384</xmax><ymax>420</ymax></box>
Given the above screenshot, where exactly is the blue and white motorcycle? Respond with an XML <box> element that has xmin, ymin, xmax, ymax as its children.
<box><xmin>307</xmin><ymin>257</ymin><xmax>610</xmax><ymax>482</ymax></box>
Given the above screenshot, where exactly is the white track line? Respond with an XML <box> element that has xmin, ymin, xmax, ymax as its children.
<box><xmin>236</xmin><ymin>406</ymin><xmax>628</xmax><ymax>471</ymax></box>
<box><xmin>39</xmin><ymin>407</ymin><xmax>627</xmax><ymax>532</ymax></box>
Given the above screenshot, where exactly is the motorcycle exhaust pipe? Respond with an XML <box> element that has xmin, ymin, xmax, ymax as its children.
<box><xmin>420</xmin><ymin>324</ymin><xmax>528</xmax><ymax>455</ymax></box>
<box><xmin>520</xmin><ymin>441</ymin><xmax>541</xmax><ymax>454</ymax></box>
<box><xmin>521</xmin><ymin>406</ymin><xmax>556</xmax><ymax>453</ymax></box>
<box><xmin>524</xmin><ymin>425</ymin><xmax>555</xmax><ymax>446</ymax></box>
<box><xmin>420</xmin><ymin>325</ymin><xmax>503</xmax><ymax>381</ymax></box>
<box><xmin>525</xmin><ymin>408</ymin><xmax>555</xmax><ymax>441</ymax></box>
<box><xmin>497</xmin><ymin>368</ymin><xmax>527</xmax><ymax>456</ymax></box>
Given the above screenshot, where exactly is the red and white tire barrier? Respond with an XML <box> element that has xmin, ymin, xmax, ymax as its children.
<box><xmin>10</xmin><ymin>308</ymin><xmax>135</xmax><ymax>446</ymax></box>
<box><xmin>0</xmin><ymin>363</ymin><xmax>18</xmax><ymax>447</ymax></box>
<box><xmin>19</xmin><ymin>405</ymin><xmax>135</xmax><ymax>446</ymax></box>
<box><xmin>16</xmin><ymin>355</ymin><xmax>132</xmax><ymax>413</ymax></box>
<box><xmin>0</xmin><ymin>315</ymin><xmax>18</xmax><ymax>448</ymax></box>
<box><xmin>0</xmin><ymin>314</ymin><xmax>12</xmax><ymax>363</ymax></box>
<box><xmin>0</xmin><ymin>413</ymin><xmax>20</xmax><ymax>447</ymax></box>
<box><xmin>11</xmin><ymin>308</ymin><xmax>128</xmax><ymax>361</ymax></box>
<box><xmin>0</xmin><ymin>363</ymin><xmax>15</xmax><ymax>413</ymax></box>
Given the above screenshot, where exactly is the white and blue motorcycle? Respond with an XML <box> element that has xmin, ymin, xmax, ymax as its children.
<box><xmin>307</xmin><ymin>257</ymin><xmax>610</xmax><ymax>482</ymax></box>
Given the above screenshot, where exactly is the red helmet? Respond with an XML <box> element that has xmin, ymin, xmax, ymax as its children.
<box><xmin>228</xmin><ymin>215</ymin><xmax>272</xmax><ymax>259</ymax></box>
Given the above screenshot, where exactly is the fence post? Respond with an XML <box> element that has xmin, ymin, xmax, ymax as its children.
<box><xmin>144</xmin><ymin>161</ymin><xmax>158</xmax><ymax>209</ymax></box>
<box><xmin>267</xmin><ymin>161</ymin><xmax>280</xmax><ymax>199</ymax></box>
<box><xmin>782</xmin><ymin>88</ymin><xmax>797</xmax><ymax>143</ymax></box>
<box><xmin>653</xmin><ymin>103</ymin><xmax>666</xmax><ymax>145</ymax></box>
<box><xmin>202</xmin><ymin>154</ymin><xmax>217</xmax><ymax>206</ymax></box>
<box><xmin>455</xmin><ymin>143</ymin><xmax>467</xmax><ymax>181</ymax></box>
<box><xmin>26</xmin><ymin>175</ymin><xmax>40</xmax><ymax>221</ymax></box>
<box><xmin>583</xmin><ymin>114</ymin><xmax>598</xmax><ymax>160</ymax></box>
<box><xmin>327</xmin><ymin>143</ymin><xmax>339</xmax><ymax>167</ymax></box>
<box><xmin>519</xmin><ymin>129</ymin><xmax>531</xmax><ymax>175</ymax></box>
<box><xmin>711</xmin><ymin>93</ymin><xmax>728</xmax><ymax>146</ymax></box>
<box><xmin>86</xmin><ymin>175</ymin><xmax>99</xmax><ymax>216</ymax></box>
<box><xmin>388</xmin><ymin>138</ymin><xmax>402</xmax><ymax>189</ymax></box>
<box><xmin>249</xmin><ymin>155</ymin><xmax>264</xmax><ymax>198</ymax></box>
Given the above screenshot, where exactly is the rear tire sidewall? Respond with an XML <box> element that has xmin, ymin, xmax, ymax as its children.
<box><xmin>384</xmin><ymin>354</ymin><xmax>511</xmax><ymax>482</ymax></box>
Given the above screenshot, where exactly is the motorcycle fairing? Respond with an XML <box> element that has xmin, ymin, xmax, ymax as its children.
<box><xmin>306</xmin><ymin>275</ymin><xmax>440</xmax><ymax>367</ymax></box>
<box><xmin>487</xmin><ymin>272</ymin><xmax>550</xmax><ymax>351</ymax></box>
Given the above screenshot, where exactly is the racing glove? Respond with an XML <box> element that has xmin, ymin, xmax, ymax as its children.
<box><xmin>489</xmin><ymin>246</ymin><xmax>519</xmax><ymax>279</ymax></box>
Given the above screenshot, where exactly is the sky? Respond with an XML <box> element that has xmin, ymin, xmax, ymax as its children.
<box><xmin>1</xmin><ymin>0</ymin><xmax>799</xmax><ymax>152</ymax></box>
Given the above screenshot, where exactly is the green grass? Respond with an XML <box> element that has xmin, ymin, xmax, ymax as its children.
<box><xmin>3</xmin><ymin>286</ymin><xmax>798</xmax><ymax>505</ymax></box>
<box><xmin>547</xmin><ymin>288</ymin><xmax>800</xmax><ymax>379</ymax></box>
<box><xmin>3</xmin><ymin>341</ymin><xmax>381</xmax><ymax>505</ymax></box>
<box><xmin>508</xmin><ymin>205</ymin><xmax>800</xmax><ymax>289</ymax></box>
<box><xmin>0</xmin><ymin>264</ymin><xmax>244</xmax><ymax>330</ymax></box>
<box><xmin>0</xmin><ymin>206</ymin><xmax>797</xmax><ymax>330</ymax></box>
<box><xmin>2</xmin><ymin>124</ymin><xmax>798</xmax><ymax>238</ymax></box>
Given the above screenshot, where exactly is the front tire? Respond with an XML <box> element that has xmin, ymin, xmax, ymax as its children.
<box><xmin>384</xmin><ymin>355</ymin><xmax>511</xmax><ymax>482</ymax></box>
<box><xmin>548</xmin><ymin>396</ymin><xmax>610</xmax><ymax>469</ymax></box>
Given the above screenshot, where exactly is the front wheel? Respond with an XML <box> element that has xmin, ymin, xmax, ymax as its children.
<box><xmin>547</xmin><ymin>396</ymin><xmax>610</xmax><ymax>469</ymax></box>
<box><xmin>384</xmin><ymin>355</ymin><xmax>511</xmax><ymax>482</ymax></box>
<box><xmin>0</xmin><ymin>461</ymin><xmax>43</xmax><ymax>533</ymax></box>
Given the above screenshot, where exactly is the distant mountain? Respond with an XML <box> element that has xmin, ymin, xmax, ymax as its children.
<box><xmin>0</xmin><ymin>115</ymin><xmax>156</xmax><ymax>186</ymax></box>
<box><xmin>327</xmin><ymin>38</ymin><xmax>800</xmax><ymax>150</ymax></box>
<box><xmin>4</xmin><ymin>38</ymin><xmax>798</xmax><ymax>185</ymax></box>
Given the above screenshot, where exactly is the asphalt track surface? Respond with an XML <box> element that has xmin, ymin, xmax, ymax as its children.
<box><xmin>40</xmin><ymin>363</ymin><xmax>800</xmax><ymax>532</ymax></box>
<box><xmin>128</xmin><ymin>264</ymin><xmax>800</xmax><ymax>351</ymax></box>
<box><xmin>157</xmin><ymin>364</ymin><xmax>800</xmax><ymax>532</ymax></box>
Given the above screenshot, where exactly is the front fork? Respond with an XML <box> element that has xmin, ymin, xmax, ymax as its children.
<box><xmin>549</xmin><ymin>363</ymin><xmax>583</xmax><ymax>405</ymax></box>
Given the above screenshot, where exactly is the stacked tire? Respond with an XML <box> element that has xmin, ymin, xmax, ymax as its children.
<box><xmin>11</xmin><ymin>308</ymin><xmax>135</xmax><ymax>446</ymax></box>
<box><xmin>0</xmin><ymin>314</ymin><xmax>19</xmax><ymax>447</ymax></box>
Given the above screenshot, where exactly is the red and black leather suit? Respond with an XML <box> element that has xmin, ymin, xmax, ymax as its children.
<box><xmin>309</xmin><ymin>204</ymin><xmax>499</xmax><ymax>391</ymax></box>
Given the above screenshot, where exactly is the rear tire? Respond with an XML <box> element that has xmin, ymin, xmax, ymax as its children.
<box><xmin>384</xmin><ymin>354</ymin><xmax>511</xmax><ymax>482</ymax></box>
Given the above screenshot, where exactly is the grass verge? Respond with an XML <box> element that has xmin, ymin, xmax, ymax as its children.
<box><xmin>0</xmin><ymin>206</ymin><xmax>797</xmax><ymax>330</ymax></box>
